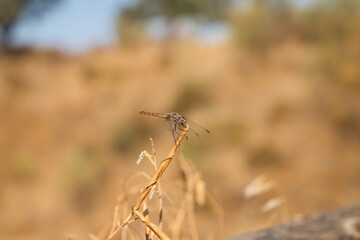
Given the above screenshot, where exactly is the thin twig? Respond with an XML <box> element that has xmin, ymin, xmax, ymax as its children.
<box><xmin>134</xmin><ymin>209</ymin><xmax>171</xmax><ymax>240</ymax></box>
<box><xmin>172</xmin><ymin>198</ymin><xmax>188</xmax><ymax>240</ymax></box>
<box><xmin>134</xmin><ymin>126</ymin><xmax>188</xmax><ymax>212</ymax></box>
<box><xmin>206</xmin><ymin>190</ymin><xmax>225</xmax><ymax>238</ymax></box>
<box><xmin>150</xmin><ymin>136</ymin><xmax>164</xmax><ymax>230</ymax></box>
<box><xmin>107</xmin><ymin>212</ymin><xmax>134</xmax><ymax>240</ymax></box>
<box><xmin>178</xmin><ymin>156</ymin><xmax>199</xmax><ymax>240</ymax></box>
<box><xmin>149</xmin><ymin>136</ymin><xmax>157</xmax><ymax>164</ymax></box>
<box><xmin>109</xmin><ymin>205</ymin><xmax>119</xmax><ymax>237</ymax></box>
<box><xmin>143</xmin><ymin>200</ymin><xmax>153</xmax><ymax>240</ymax></box>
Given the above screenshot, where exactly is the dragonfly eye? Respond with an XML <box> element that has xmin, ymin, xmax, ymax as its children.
<box><xmin>179</xmin><ymin>116</ymin><xmax>186</xmax><ymax>124</ymax></box>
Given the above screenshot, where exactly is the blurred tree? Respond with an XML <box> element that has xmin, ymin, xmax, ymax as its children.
<box><xmin>0</xmin><ymin>0</ymin><xmax>61</xmax><ymax>48</ymax></box>
<box><xmin>230</xmin><ymin>0</ymin><xmax>295</xmax><ymax>58</ymax></box>
<box><xmin>299</xmin><ymin>0</ymin><xmax>360</xmax><ymax>139</ymax></box>
<box><xmin>117</xmin><ymin>0</ymin><xmax>230</xmax><ymax>44</ymax></box>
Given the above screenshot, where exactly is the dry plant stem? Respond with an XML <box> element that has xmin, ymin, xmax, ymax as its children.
<box><xmin>109</xmin><ymin>205</ymin><xmax>119</xmax><ymax>236</ymax></box>
<box><xmin>134</xmin><ymin>209</ymin><xmax>171</xmax><ymax>240</ymax></box>
<box><xmin>186</xmin><ymin>199</ymin><xmax>198</xmax><ymax>240</ymax></box>
<box><xmin>150</xmin><ymin>136</ymin><xmax>164</xmax><ymax>230</ymax></box>
<box><xmin>176</xmin><ymin>156</ymin><xmax>199</xmax><ymax>240</ymax></box>
<box><xmin>143</xmin><ymin>201</ymin><xmax>153</xmax><ymax>240</ymax></box>
<box><xmin>157</xmin><ymin>183</ymin><xmax>164</xmax><ymax>230</ymax></box>
<box><xmin>108</xmin><ymin>213</ymin><xmax>134</xmax><ymax>239</ymax></box>
<box><xmin>108</xmin><ymin>126</ymin><xmax>189</xmax><ymax>240</ymax></box>
<box><xmin>172</xmin><ymin>198</ymin><xmax>188</xmax><ymax>240</ymax></box>
<box><xmin>206</xmin><ymin>190</ymin><xmax>225</xmax><ymax>238</ymax></box>
<box><xmin>134</xmin><ymin>126</ymin><xmax>188</xmax><ymax>211</ymax></box>
<box><xmin>95</xmin><ymin>219</ymin><xmax>113</xmax><ymax>240</ymax></box>
<box><xmin>149</xmin><ymin>136</ymin><xmax>156</xmax><ymax>163</ymax></box>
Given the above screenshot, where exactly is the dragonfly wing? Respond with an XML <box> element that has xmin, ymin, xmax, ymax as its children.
<box><xmin>185</xmin><ymin>118</ymin><xmax>211</xmax><ymax>140</ymax></box>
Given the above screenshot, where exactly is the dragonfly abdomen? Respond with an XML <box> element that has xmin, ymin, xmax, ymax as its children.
<box><xmin>139</xmin><ymin>111</ymin><xmax>162</xmax><ymax>116</ymax></box>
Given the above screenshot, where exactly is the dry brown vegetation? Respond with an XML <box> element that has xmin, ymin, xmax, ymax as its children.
<box><xmin>1</xmin><ymin>1</ymin><xmax>360</xmax><ymax>238</ymax></box>
<box><xmin>0</xmin><ymin>40</ymin><xmax>359</xmax><ymax>239</ymax></box>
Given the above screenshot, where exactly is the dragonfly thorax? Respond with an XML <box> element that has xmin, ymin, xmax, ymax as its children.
<box><xmin>169</xmin><ymin>113</ymin><xmax>187</xmax><ymax>125</ymax></box>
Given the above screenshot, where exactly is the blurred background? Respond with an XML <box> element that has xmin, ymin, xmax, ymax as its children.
<box><xmin>1</xmin><ymin>0</ymin><xmax>360</xmax><ymax>239</ymax></box>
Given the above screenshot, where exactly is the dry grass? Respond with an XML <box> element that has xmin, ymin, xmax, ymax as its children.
<box><xmin>1</xmin><ymin>39</ymin><xmax>360</xmax><ymax>240</ymax></box>
<box><xmin>89</xmin><ymin>125</ymin><xmax>225</xmax><ymax>240</ymax></box>
<box><xmin>93</xmin><ymin>127</ymin><xmax>188</xmax><ymax>240</ymax></box>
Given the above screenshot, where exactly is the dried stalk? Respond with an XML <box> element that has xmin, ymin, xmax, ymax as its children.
<box><xmin>134</xmin><ymin>209</ymin><xmax>170</xmax><ymax>240</ymax></box>
<box><xmin>107</xmin><ymin>126</ymin><xmax>189</xmax><ymax>240</ymax></box>
<box><xmin>206</xmin><ymin>190</ymin><xmax>225</xmax><ymax>238</ymax></box>
<box><xmin>109</xmin><ymin>205</ymin><xmax>119</xmax><ymax>236</ymax></box>
<box><xmin>143</xmin><ymin>200</ymin><xmax>153</xmax><ymax>240</ymax></box>
<box><xmin>133</xmin><ymin>126</ymin><xmax>188</xmax><ymax>212</ymax></box>
<box><xmin>172</xmin><ymin>156</ymin><xmax>199</xmax><ymax>240</ymax></box>
<box><xmin>149</xmin><ymin>136</ymin><xmax>164</xmax><ymax>230</ymax></box>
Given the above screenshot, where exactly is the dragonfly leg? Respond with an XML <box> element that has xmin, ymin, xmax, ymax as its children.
<box><xmin>172</xmin><ymin>122</ymin><xmax>180</xmax><ymax>143</ymax></box>
<box><xmin>173</xmin><ymin>122</ymin><xmax>181</xmax><ymax>136</ymax></box>
<box><xmin>178</xmin><ymin>124</ymin><xmax>189</xmax><ymax>143</ymax></box>
<box><xmin>172</xmin><ymin>132</ymin><xmax>176</xmax><ymax>143</ymax></box>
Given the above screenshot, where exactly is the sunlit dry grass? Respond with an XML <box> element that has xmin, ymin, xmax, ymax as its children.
<box><xmin>88</xmin><ymin>128</ymin><xmax>224</xmax><ymax>240</ymax></box>
<box><xmin>1</xmin><ymin>36</ymin><xmax>360</xmax><ymax>240</ymax></box>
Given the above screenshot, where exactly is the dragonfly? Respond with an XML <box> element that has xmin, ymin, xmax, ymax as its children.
<box><xmin>139</xmin><ymin>111</ymin><xmax>210</xmax><ymax>142</ymax></box>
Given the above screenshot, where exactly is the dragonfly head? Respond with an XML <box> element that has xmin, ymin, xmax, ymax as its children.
<box><xmin>178</xmin><ymin>115</ymin><xmax>187</xmax><ymax>125</ymax></box>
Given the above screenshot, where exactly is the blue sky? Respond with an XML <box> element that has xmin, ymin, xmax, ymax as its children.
<box><xmin>12</xmin><ymin>0</ymin><xmax>132</xmax><ymax>53</ymax></box>
<box><xmin>10</xmin><ymin>0</ymin><xmax>312</xmax><ymax>54</ymax></box>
